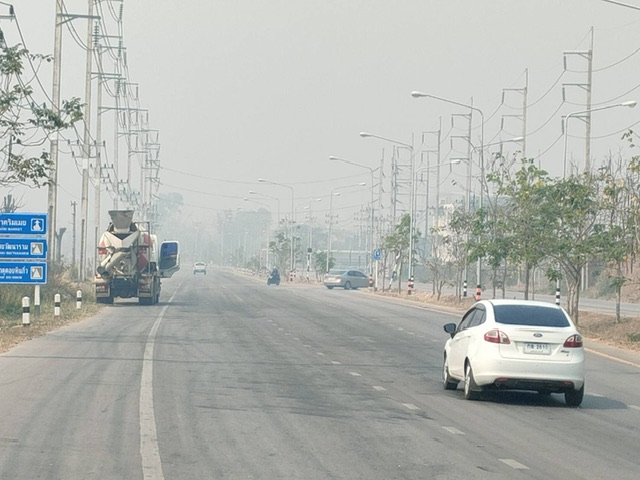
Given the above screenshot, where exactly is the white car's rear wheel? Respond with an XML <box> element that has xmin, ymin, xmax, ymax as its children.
<box><xmin>464</xmin><ymin>363</ymin><xmax>481</xmax><ymax>400</ymax></box>
<box><xmin>443</xmin><ymin>355</ymin><xmax>459</xmax><ymax>390</ymax></box>
<box><xmin>565</xmin><ymin>384</ymin><xmax>584</xmax><ymax>407</ymax></box>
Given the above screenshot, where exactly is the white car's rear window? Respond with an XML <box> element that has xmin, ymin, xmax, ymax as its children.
<box><xmin>493</xmin><ymin>305</ymin><xmax>570</xmax><ymax>327</ymax></box>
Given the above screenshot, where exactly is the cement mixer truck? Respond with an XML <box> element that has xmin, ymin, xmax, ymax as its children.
<box><xmin>94</xmin><ymin>210</ymin><xmax>180</xmax><ymax>304</ymax></box>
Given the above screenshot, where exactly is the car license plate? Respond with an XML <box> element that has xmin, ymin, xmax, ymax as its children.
<box><xmin>524</xmin><ymin>343</ymin><xmax>551</xmax><ymax>355</ymax></box>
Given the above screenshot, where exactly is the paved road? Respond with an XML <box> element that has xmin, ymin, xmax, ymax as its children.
<box><xmin>416</xmin><ymin>281</ymin><xmax>640</xmax><ymax>316</ymax></box>
<box><xmin>0</xmin><ymin>269</ymin><xmax>639</xmax><ymax>479</ymax></box>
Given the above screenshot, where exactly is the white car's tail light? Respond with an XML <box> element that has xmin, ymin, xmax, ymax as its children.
<box><xmin>484</xmin><ymin>329</ymin><xmax>511</xmax><ymax>344</ymax></box>
<box><xmin>563</xmin><ymin>334</ymin><xmax>583</xmax><ymax>348</ymax></box>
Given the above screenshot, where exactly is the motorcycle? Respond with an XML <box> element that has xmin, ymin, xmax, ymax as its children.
<box><xmin>267</xmin><ymin>270</ymin><xmax>280</xmax><ymax>286</ymax></box>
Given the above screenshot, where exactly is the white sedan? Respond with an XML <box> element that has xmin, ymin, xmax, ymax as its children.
<box><xmin>442</xmin><ymin>299</ymin><xmax>585</xmax><ymax>406</ymax></box>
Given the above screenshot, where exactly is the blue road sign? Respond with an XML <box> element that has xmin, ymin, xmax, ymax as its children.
<box><xmin>0</xmin><ymin>238</ymin><xmax>48</xmax><ymax>259</ymax></box>
<box><xmin>0</xmin><ymin>212</ymin><xmax>48</xmax><ymax>235</ymax></box>
<box><xmin>372</xmin><ymin>248</ymin><xmax>382</xmax><ymax>261</ymax></box>
<box><xmin>0</xmin><ymin>262</ymin><xmax>47</xmax><ymax>284</ymax></box>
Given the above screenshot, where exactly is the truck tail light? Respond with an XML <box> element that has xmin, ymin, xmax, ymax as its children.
<box><xmin>484</xmin><ymin>329</ymin><xmax>511</xmax><ymax>344</ymax></box>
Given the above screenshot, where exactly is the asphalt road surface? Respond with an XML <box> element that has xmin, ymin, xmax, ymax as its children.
<box><xmin>1</xmin><ymin>269</ymin><xmax>639</xmax><ymax>479</ymax></box>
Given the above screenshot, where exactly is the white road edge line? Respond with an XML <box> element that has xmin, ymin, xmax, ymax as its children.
<box><xmin>442</xmin><ymin>426</ymin><xmax>465</xmax><ymax>435</ymax></box>
<box><xmin>499</xmin><ymin>459</ymin><xmax>529</xmax><ymax>470</ymax></box>
<box><xmin>585</xmin><ymin>347</ymin><xmax>640</xmax><ymax>368</ymax></box>
<box><xmin>139</xmin><ymin>288</ymin><xmax>179</xmax><ymax>479</ymax></box>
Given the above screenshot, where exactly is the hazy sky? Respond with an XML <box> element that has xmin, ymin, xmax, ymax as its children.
<box><xmin>5</xmin><ymin>0</ymin><xmax>640</xmax><ymax>240</ymax></box>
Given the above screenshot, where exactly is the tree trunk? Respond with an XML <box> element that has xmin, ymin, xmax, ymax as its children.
<box><xmin>564</xmin><ymin>264</ymin><xmax>582</xmax><ymax>325</ymax></box>
<box><xmin>523</xmin><ymin>261</ymin><xmax>531</xmax><ymax>301</ymax></box>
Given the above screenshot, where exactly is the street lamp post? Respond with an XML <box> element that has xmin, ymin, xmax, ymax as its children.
<box><xmin>326</xmin><ymin>182</ymin><xmax>367</xmax><ymax>273</ymax></box>
<box><xmin>258</xmin><ymin>179</ymin><xmax>295</xmax><ymax>275</ymax></box>
<box><xmin>360</xmin><ymin>132</ymin><xmax>415</xmax><ymax>288</ymax></box>
<box><xmin>563</xmin><ymin>100</ymin><xmax>636</xmax><ymax>177</ymax></box>
<box><xmin>328</xmin><ymin>156</ymin><xmax>378</xmax><ymax>276</ymax></box>
<box><xmin>411</xmin><ymin>91</ymin><xmax>485</xmax><ymax>299</ymax></box>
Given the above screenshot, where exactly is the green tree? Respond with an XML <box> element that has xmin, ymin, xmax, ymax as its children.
<box><xmin>592</xmin><ymin>148</ymin><xmax>639</xmax><ymax>323</ymax></box>
<box><xmin>269</xmin><ymin>231</ymin><xmax>291</xmax><ymax>272</ymax></box>
<box><xmin>486</xmin><ymin>158</ymin><xmax>552</xmax><ymax>299</ymax></box>
<box><xmin>0</xmin><ymin>44</ymin><xmax>83</xmax><ymax>187</ymax></box>
<box><xmin>540</xmin><ymin>174</ymin><xmax>602</xmax><ymax>323</ymax></box>
<box><xmin>313</xmin><ymin>251</ymin><xmax>334</xmax><ymax>275</ymax></box>
<box><xmin>382</xmin><ymin>213</ymin><xmax>419</xmax><ymax>293</ymax></box>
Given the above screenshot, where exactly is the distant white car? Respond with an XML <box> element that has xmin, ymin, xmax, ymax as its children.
<box><xmin>442</xmin><ymin>299</ymin><xmax>585</xmax><ymax>406</ymax></box>
<box><xmin>192</xmin><ymin>262</ymin><xmax>207</xmax><ymax>275</ymax></box>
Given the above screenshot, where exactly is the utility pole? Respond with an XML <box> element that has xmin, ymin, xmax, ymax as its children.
<box><xmin>502</xmin><ymin>68</ymin><xmax>528</xmax><ymax>159</ymax></box>
<box><xmin>79</xmin><ymin>0</ymin><xmax>95</xmax><ymax>281</ymax></box>
<box><xmin>450</xmin><ymin>110</ymin><xmax>472</xmax><ymax>296</ymax></box>
<box><xmin>47</xmin><ymin>0</ymin><xmax>63</xmax><ymax>265</ymax></box>
<box><xmin>585</xmin><ymin>29</ymin><xmax>594</xmax><ymax>172</ymax></box>
<box><xmin>562</xmin><ymin>29</ymin><xmax>593</xmax><ymax>173</ymax></box>
<box><xmin>94</xmin><ymin>37</ymin><xmax>104</xmax><ymax>276</ymax></box>
<box><xmin>71</xmin><ymin>201</ymin><xmax>77</xmax><ymax>269</ymax></box>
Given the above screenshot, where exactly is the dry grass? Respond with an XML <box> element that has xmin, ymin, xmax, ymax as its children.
<box><xmin>0</xmin><ymin>299</ymin><xmax>101</xmax><ymax>354</ymax></box>
<box><xmin>578</xmin><ymin>312</ymin><xmax>640</xmax><ymax>352</ymax></box>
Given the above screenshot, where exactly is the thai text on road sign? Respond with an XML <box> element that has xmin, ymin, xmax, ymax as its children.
<box><xmin>0</xmin><ymin>213</ymin><xmax>48</xmax><ymax>235</ymax></box>
<box><xmin>0</xmin><ymin>262</ymin><xmax>47</xmax><ymax>284</ymax></box>
<box><xmin>0</xmin><ymin>238</ymin><xmax>48</xmax><ymax>259</ymax></box>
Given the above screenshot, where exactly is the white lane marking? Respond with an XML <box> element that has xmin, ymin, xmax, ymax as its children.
<box><xmin>442</xmin><ymin>426</ymin><xmax>465</xmax><ymax>435</ymax></box>
<box><xmin>630</xmin><ymin>405</ymin><xmax>640</xmax><ymax>411</ymax></box>
<box><xmin>349</xmin><ymin>372</ymin><xmax>361</xmax><ymax>377</ymax></box>
<box><xmin>397</xmin><ymin>327</ymin><xmax>404</xmax><ymax>331</ymax></box>
<box><xmin>408</xmin><ymin>332</ymin><xmax>415</xmax><ymax>335</ymax></box>
<box><xmin>316</xmin><ymin>352</ymin><xmax>325</xmax><ymax>356</ymax></box>
<box><xmin>590</xmin><ymin>393</ymin><xmax>604</xmax><ymax>397</ymax></box>
<box><xmin>403</xmin><ymin>403</ymin><xmax>420</xmax><ymax>410</ymax></box>
<box><xmin>373</xmin><ymin>386</ymin><xmax>387</xmax><ymax>391</ymax></box>
<box><xmin>585</xmin><ymin>348</ymin><xmax>640</xmax><ymax>368</ymax></box>
<box><xmin>140</xmin><ymin>290</ymin><xmax>179</xmax><ymax>480</ymax></box>
<box><xmin>331</xmin><ymin>361</ymin><xmax>341</xmax><ymax>365</ymax></box>
<box><xmin>499</xmin><ymin>459</ymin><xmax>529</xmax><ymax>470</ymax></box>
<box><xmin>293</xmin><ymin>337</ymin><xmax>300</xmax><ymax>341</ymax></box>
<box><xmin>303</xmin><ymin>344</ymin><xmax>311</xmax><ymax>348</ymax></box>
<box><xmin>278</xmin><ymin>327</ymin><xmax>284</xmax><ymax>331</ymax></box>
